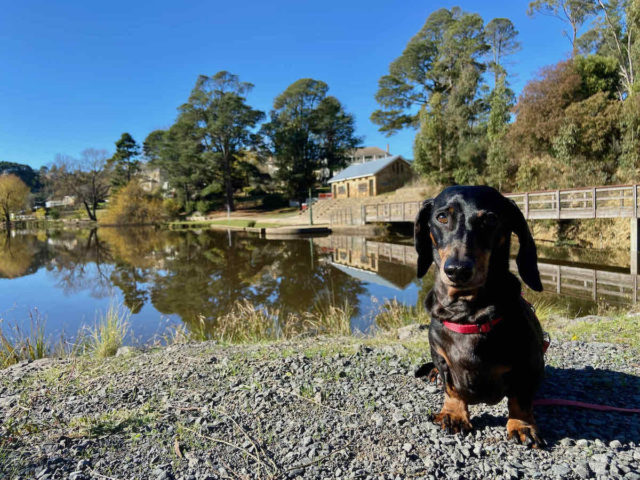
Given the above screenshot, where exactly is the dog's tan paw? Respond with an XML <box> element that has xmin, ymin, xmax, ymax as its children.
<box><xmin>433</xmin><ymin>411</ymin><xmax>472</xmax><ymax>434</ymax></box>
<box><xmin>507</xmin><ymin>419</ymin><xmax>544</xmax><ymax>448</ymax></box>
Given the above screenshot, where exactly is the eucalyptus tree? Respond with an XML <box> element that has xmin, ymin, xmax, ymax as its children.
<box><xmin>527</xmin><ymin>0</ymin><xmax>598</xmax><ymax>56</ymax></box>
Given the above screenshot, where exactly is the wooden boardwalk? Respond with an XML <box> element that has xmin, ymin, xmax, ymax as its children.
<box><xmin>320</xmin><ymin>237</ymin><xmax>639</xmax><ymax>304</ymax></box>
<box><xmin>330</xmin><ymin>184</ymin><xmax>640</xmax><ymax>224</ymax></box>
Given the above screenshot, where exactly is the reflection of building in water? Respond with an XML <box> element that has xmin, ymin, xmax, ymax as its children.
<box><xmin>315</xmin><ymin>236</ymin><xmax>416</xmax><ymax>290</ymax></box>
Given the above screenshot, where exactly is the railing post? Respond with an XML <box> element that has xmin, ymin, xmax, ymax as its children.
<box><xmin>402</xmin><ymin>202</ymin><xmax>406</xmax><ymax>221</ymax></box>
<box><xmin>631</xmin><ymin>216</ymin><xmax>639</xmax><ymax>275</ymax></box>
<box><xmin>361</xmin><ymin>205</ymin><xmax>366</xmax><ymax>224</ymax></box>
<box><xmin>524</xmin><ymin>193</ymin><xmax>529</xmax><ymax>219</ymax></box>
<box><xmin>556</xmin><ymin>189</ymin><xmax>561</xmax><ymax>219</ymax></box>
<box><xmin>592</xmin><ymin>188</ymin><xmax>597</xmax><ymax>218</ymax></box>
<box><xmin>634</xmin><ymin>184</ymin><xmax>638</xmax><ymax>218</ymax></box>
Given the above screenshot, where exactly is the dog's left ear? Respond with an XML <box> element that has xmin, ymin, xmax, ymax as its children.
<box><xmin>506</xmin><ymin>198</ymin><xmax>543</xmax><ymax>291</ymax></box>
<box><xmin>414</xmin><ymin>199</ymin><xmax>433</xmax><ymax>278</ymax></box>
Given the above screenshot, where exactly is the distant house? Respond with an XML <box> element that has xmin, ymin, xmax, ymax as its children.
<box><xmin>45</xmin><ymin>196</ymin><xmax>75</xmax><ymax>209</ymax></box>
<box><xmin>328</xmin><ymin>155</ymin><xmax>413</xmax><ymax>199</ymax></box>
<box><xmin>139</xmin><ymin>165</ymin><xmax>169</xmax><ymax>194</ymax></box>
<box><xmin>348</xmin><ymin>146</ymin><xmax>392</xmax><ymax>165</ymax></box>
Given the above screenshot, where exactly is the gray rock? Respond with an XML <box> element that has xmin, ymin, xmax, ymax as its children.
<box><xmin>397</xmin><ymin>324</ymin><xmax>428</xmax><ymax>340</ymax></box>
<box><xmin>116</xmin><ymin>346</ymin><xmax>137</xmax><ymax>357</ymax></box>
<box><xmin>371</xmin><ymin>412</ymin><xmax>384</xmax><ymax>427</ymax></box>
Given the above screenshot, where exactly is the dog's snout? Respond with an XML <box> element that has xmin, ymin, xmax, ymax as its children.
<box><xmin>444</xmin><ymin>258</ymin><xmax>474</xmax><ymax>284</ymax></box>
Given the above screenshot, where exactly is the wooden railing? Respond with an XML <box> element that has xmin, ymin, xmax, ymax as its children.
<box><xmin>329</xmin><ymin>184</ymin><xmax>640</xmax><ymax>224</ymax></box>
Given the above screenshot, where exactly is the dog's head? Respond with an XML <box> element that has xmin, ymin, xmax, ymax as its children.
<box><xmin>414</xmin><ymin>185</ymin><xmax>542</xmax><ymax>297</ymax></box>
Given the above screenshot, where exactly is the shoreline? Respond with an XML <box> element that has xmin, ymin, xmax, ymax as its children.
<box><xmin>1</xmin><ymin>332</ymin><xmax>639</xmax><ymax>479</ymax></box>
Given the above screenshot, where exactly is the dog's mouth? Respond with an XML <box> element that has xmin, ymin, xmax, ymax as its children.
<box><xmin>441</xmin><ymin>278</ymin><xmax>487</xmax><ymax>300</ymax></box>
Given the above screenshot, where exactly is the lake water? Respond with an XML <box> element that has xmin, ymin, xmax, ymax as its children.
<box><xmin>0</xmin><ymin>227</ymin><xmax>634</xmax><ymax>344</ymax></box>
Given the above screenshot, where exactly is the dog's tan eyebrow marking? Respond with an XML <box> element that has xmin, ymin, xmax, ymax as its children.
<box><xmin>430</xmin><ymin>233</ymin><xmax>436</xmax><ymax>245</ymax></box>
<box><xmin>437</xmin><ymin>246</ymin><xmax>450</xmax><ymax>261</ymax></box>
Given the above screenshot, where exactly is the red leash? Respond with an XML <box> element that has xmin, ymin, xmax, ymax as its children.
<box><xmin>533</xmin><ymin>398</ymin><xmax>640</xmax><ymax>414</ymax></box>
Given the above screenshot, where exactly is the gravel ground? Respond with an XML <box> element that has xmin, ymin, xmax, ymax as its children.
<box><xmin>1</xmin><ymin>333</ymin><xmax>639</xmax><ymax>480</ymax></box>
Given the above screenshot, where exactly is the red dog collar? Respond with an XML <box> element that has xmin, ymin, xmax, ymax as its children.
<box><xmin>442</xmin><ymin>316</ymin><xmax>503</xmax><ymax>334</ymax></box>
<box><xmin>442</xmin><ymin>316</ymin><xmax>551</xmax><ymax>354</ymax></box>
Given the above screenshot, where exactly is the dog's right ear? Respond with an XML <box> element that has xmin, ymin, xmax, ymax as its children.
<box><xmin>414</xmin><ymin>199</ymin><xmax>433</xmax><ymax>278</ymax></box>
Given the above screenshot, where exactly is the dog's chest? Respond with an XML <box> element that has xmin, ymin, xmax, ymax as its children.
<box><xmin>441</xmin><ymin>335</ymin><xmax>511</xmax><ymax>404</ymax></box>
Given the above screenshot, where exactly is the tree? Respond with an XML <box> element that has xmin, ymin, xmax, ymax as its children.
<box><xmin>373</xmin><ymin>8</ymin><xmax>488</xmax><ymax>183</ymax></box>
<box><xmin>484</xmin><ymin>18</ymin><xmax>520</xmax><ymax>190</ymax></box>
<box><xmin>312</xmin><ymin>96</ymin><xmax>361</xmax><ymax>181</ymax></box>
<box><xmin>177</xmin><ymin>72</ymin><xmax>264</xmax><ymax>211</ymax></box>
<box><xmin>262</xmin><ymin>79</ymin><xmax>360</xmax><ymax>202</ymax></box>
<box><xmin>585</xmin><ymin>0</ymin><xmax>639</xmax><ymax>98</ymax></box>
<box><xmin>101</xmin><ymin>180</ymin><xmax>166</xmax><ymax>226</ymax></box>
<box><xmin>486</xmin><ymin>76</ymin><xmax>513</xmax><ymax>190</ymax></box>
<box><xmin>527</xmin><ymin>0</ymin><xmax>598</xmax><ymax>56</ymax></box>
<box><xmin>107</xmin><ymin>133</ymin><xmax>141</xmax><ymax>188</ymax></box>
<box><xmin>49</xmin><ymin>149</ymin><xmax>111</xmax><ymax>221</ymax></box>
<box><xmin>0</xmin><ymin>174</ymin><xmax>30</xmax><ymax>228</ymax></box>
<box><xmin>485</xmin><ymin>18</ymin><xmax>521</xmax><ymax>86</ymax></box>
<box><xmin>509</xmin><ymin>60</ymin><xmax>584</xmax><ymax>156</ymax></box>
<box><xmin>144</xmin><ymin>123</ymin><xmax>210</xmax><ymax>212</ymax></box>
<box><xmin>372</xmin><ymin>8</ymin><xmax>488</xmax><ymax>137</ymax></box>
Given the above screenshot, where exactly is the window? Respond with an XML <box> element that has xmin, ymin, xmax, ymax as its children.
<box><xmin>358</xmin><ymin>183</ymin><xmax>368</xmax><ymax>192</ymax></box>
<box><xmin>338</xmin><ymin>186</ymin><xmax>346</xmax><ymax>195</ymax></box>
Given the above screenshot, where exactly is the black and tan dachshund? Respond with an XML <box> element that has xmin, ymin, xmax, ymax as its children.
<box><xmin>414</xmin><ymin>185</ymin><xmax>546</xmax><ymax>448</ymax></box>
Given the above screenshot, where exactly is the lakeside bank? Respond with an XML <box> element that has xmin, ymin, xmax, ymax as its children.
<box><xmin>1</xmin><ymin>329</ymin><xmax>639</xmax><ymax>480</ymax></box>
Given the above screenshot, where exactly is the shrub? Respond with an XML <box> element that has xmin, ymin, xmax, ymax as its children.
<box><xmin>101</xmin><ymin>181</ymin><xmax>167</xmax><ymax>225</ymax></box>
<box><xmin>162</xmin><ymin>198</ymin><xmax>182</xmax><ymax>219</ymax></box>
<box><xmin>48</xmin><ymin>208</ymin><xmax>61</xmax><ymax>219</ymax></box>
<box><xmin>195</xmin><ymin>200</ymin><xmax>212</xmax><ymax>215</ymax></box>
<box><xmin>34</xmin><ymin>208</ymin><xmax>46</xmax><ymax>219</ymax></box>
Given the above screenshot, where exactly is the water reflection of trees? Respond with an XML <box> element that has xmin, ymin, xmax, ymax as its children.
<box><xmin>46</xmin><ymin>229</ymin><xmax>114</xmax><ymax>298</ymax></box>
<box><xmin>0</xmin><ymin>233</ymin><xmax>36</xmax><ymax>278</ymax></box>
<box><xmin>146</xmin><ymin>231</ymin><xmax>365</xmax><ymax>332</ymax></box>
<box><xmin>0</xmin><ymin>228</ymin><xmax>365</xmax><ymax>333</ymax></box>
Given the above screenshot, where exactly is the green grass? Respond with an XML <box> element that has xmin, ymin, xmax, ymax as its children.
<box><xmin>543</xmin><ymin>311</ymin><xmax>640</xmax><ymax>350</ymax></box>
<box><xmin>69</xmin><ymin>405</ymin><xmax>157</xmax><ymax>438</ymax></box>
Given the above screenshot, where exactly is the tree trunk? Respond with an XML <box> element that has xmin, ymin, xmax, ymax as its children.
<box><xmin>83</xmin><ymin>200</ymin><xmax>97</xmax><ymax>221</ymax></box>
<box><xmin>224</xmin><ymin>153</ymin><xmax>235</xmax><ymax>212</ymax></box>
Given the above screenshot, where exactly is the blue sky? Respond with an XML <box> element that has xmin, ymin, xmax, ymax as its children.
<box><xmin>0</xmin><ymin>1</ymin><xmax>576</xmax><ymax>169</ymax></box>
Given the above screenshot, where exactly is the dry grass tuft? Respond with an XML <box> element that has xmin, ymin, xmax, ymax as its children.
<box><xmin>87</xmin><ymin>303</ymin><xmax>130</xmax><ymax>358</ymax></box>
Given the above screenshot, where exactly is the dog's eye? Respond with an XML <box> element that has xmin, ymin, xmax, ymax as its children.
<box><xmin>436</xmin><ymin>213</ymin><xmax>448</xmax><ymax>224</ymax></box>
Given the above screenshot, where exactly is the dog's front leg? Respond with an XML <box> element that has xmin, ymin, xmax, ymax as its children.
<box><xmin>506</xmin><ymin>396</ymin><xmax>543</xmax><ymax>448</ymax></box>
<box><xmin>433</xmin><ymin>384</ymin><xmax>472</xmax><ymax>434</ymax></box>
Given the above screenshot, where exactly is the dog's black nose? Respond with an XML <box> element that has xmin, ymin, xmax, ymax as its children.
<box><xmin>444</xmin><ymin>259</ymin><xmax>473</xmax><ymax>283</ymax></box>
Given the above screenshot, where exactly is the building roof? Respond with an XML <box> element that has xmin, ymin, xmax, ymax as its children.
<box><xmin>328</xmin><ymin>155</ymin><xmax>409</xmax><ymax>183</ymax></box>
<box><xmin>351</xmin><ymin>146</ymin><xmax>390</xmax><ymax>157</ymax></box>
